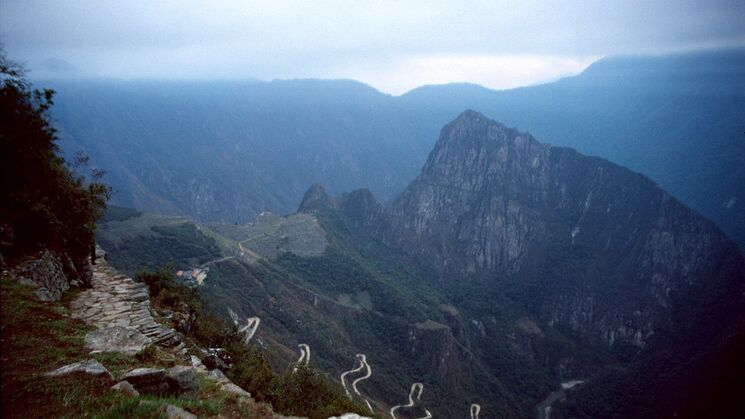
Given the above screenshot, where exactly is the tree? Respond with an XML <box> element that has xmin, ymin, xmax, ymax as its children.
<box><xmin>0</xmin><ymin>47</ymin><xmax>111</xmax><ymax>271</ymax></box>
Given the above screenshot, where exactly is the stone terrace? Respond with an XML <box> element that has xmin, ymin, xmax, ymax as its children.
<box><xmin>70</xmin><ymin>253</ymin><xmax>184</xmax><ymax>352</ymax></box>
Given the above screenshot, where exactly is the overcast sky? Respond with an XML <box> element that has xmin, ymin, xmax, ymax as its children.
<box><xmin>2</xmin><ymin>0</ymin><xmax>744</xmax><ymax>94</ymax></box>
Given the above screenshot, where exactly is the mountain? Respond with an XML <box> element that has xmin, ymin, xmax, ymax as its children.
<box><xmin>383</xmin><ymin>112</ymin><xmax>745</xmax><ymax>417</ymax></box>
<box><xmin>45</xmin><ymin>48</ymin><xmax>745</xmax><ymax>246</ymax></box>
<box><xmin>97</xmin><ymin>112</ymin><xmax>745</xmax><ymax>418</ymax></box>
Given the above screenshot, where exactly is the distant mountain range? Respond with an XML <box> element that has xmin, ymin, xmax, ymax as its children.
<box><xmin>45</xmin><ymin>48</ymin><xmax>745</xmax><ymax>246</ymax></box>
<box><xmin>98</xmin><ymin>111</ymin><xmax>745</xmax><ymax>418</ymax></box>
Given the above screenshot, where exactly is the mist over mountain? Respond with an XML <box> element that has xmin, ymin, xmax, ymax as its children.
<box><xmin>45</xmin><ymin>49</ymin><xmax>745</xmax><ymax>246</ymax></box>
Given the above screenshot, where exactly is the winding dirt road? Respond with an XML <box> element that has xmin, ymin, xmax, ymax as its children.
<box><xmin>341</xmin><ymin>354</ymin><xmax>366</xmax><ymax>398</ymax></box>
<box><xmin>390</xmin><ymin>382</ymin><xmax>425</xmax><ymax>419</ymax></box>
<box><xmin>227</xmin><ymin>308</ymin><xmax>260</xmax><ymax>344</ymax></box>
<box><xmin>471</xmin><ymin>403</ymin><xmax>481</xmax><ymax>419</ymax></box>
<box><xmin>340</xmin><ymin>353</ymin><xmax>374</xmax><ymax>414</ymax></box>
<box><xmin>351</xmin><ymin>354</ymin><xmax>373</xmax><ymax>414</ymax></box>
<box><xmin>293</xmin><ymin>343</ymin><xmax>311</xmax><ymax>372</ymax></box>
<box><xmin>239</xmin><ymin>317</ymin><xmax>260</xmax><ymax>343</ymax></box>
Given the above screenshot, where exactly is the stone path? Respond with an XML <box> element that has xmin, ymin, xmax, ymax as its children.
<box><xmin>70</xmin><ymin>253</ymin><xmax>184</xmax><ymax>352</ymax></box>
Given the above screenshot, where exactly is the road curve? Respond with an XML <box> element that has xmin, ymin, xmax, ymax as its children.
<box><xmin>390</xmin><ymin>382</ymin><xmax>425</xmax><ymax>419</ymax></box>
<box><xmin>239</xmin><ymin>317</ymin><xmax>260</xmax><ymax>343</ymax></box>
<box><xmin>350</xmin><ymin>354</ymin><xmax>373</xmax><ymax>414</ymax></box>
<box><xmin>351</xmin><ymin>354</ymin><xmax>371</xmax><ymax>396</ymax></box>
<box><xmin>471</xmin><ymin>403</ymin><xmax>481</xmax><ymax>419</ymax></box>
<box><xmin>293</xmin><ymin>343</ymin><xmax>311</xmax><ymax>372</ymax></box>
<box><xmin>340</xmin><ymin>354</ymin><xmax>365</xmax><ymax>398</ymax></box>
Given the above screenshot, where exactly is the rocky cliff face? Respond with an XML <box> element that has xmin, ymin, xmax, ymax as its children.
<box><xmin>390</xmin><ymin>110</ymin><xmax>548</xmax><ymax>276</ymax></box>
<box><xmin>11</xmin><ymin>249</ymin><xmax>93</xmax><ymax>301</ymax></box>
<box><xmin>381</xmin><ymin>110</ymin><xmax>745</xmax><ymax>351</ymax></box>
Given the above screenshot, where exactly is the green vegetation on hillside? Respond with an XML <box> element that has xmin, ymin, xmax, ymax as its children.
<box><xmin>136</xmin><ymin>268</ymin><xmax>372</xmax><ymax>419</ymax></box>
<box><xmin>0</xmin><ymin>49</ymin><xmax>110</xmax><ymax>270</ymax></box>
<box><xmin>96</xmin><ymin>215</ymin><xmax>221</xmax><ymax>274</ymax></box>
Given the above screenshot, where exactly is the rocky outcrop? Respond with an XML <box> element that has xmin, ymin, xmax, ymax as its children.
<box><xmin>111</xmin><ymin>380</ymin><xmax>140</xmax><ymax>396</ymax></box>
<box><xmin>203</xmin><ymin>367</ymin><xmax>252</xmax><ymax>399</ymax></box>
<box><xmin>13</xmin><ymin>250</ymin><xmax>71</xmax><ymax>301</ymax></box>
<box><xmin>166</xmin><ymin>366</ymin><xmax>199</xmax><ymax>395</ymax></box>
<box><xmin>118</xmin><ymin>366</ymin><xmax>198</xmax><ymax>396</ymax></box>
<box><xmin>390</xmin><ymin>110</ymin><xmax>547</xmax><ymax>276</ymax></box>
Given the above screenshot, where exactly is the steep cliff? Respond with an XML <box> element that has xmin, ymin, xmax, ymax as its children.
<box><xmin>388</xmin><ymin>110</ymin><xmax>745</xmax><ymax>354</ymax></box>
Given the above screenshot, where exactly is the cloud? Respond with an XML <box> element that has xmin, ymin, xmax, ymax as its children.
<box><xmin>317</xmin><ymin>54</ymin><xmax>599</xmax><ymax>94</ymax></box>
<box><xmin>1</xmin><ymin>0</ymin><xmax>743</xmax><ymax>93</ymax></box>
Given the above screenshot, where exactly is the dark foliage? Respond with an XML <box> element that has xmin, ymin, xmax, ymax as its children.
<box><xmin>0</xmin><ymin>49</ymin><xmax>110</xmax><ymax>269</ymax></box>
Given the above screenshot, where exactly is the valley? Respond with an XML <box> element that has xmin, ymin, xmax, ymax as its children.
<box><xmin>4</xmin><ymin>4</ymin><xmax>744</xmax><ymax>417</ymax></box>
<box><xmin>97</xmin><ymin>111</ymin><xmax>745</xmax><ymax>418</ymax></box>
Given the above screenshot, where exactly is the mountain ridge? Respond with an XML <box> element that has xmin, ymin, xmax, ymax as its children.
<box><xmin>48</xmin><ymin>48</ymin><xmax>745</xmax><ymax>246</ymax></box>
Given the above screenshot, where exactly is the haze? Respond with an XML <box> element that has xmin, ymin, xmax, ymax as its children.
<box><xmin>1</xmin><ymin>0</ymin><xmax>744</xmax><ymax>94</ymax></box>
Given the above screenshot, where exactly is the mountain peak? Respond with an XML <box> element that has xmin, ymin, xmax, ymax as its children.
<box><xmin>438</xmin><ymin>110</ymin><xmax>523</xmax><ymax>149</ymax></box>
<box><xmin>298</xmin><ymin>183</ymin><xmax>336</xmax><ymax>213</ymax></box>
<box><xmin>454</xmin><ymin>109</ymin><xmax>486</xmax><ymax>121</ymax></box>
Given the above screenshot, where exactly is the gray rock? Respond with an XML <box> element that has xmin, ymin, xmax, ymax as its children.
<box><xmin>221</xmin><ymin>382</ymin><xmax>251</xmax><ymax>398</ymax></box>
<box><xmin>204</xmin><ymin>368</ymin><xmax>229</xmax><ymax>383</ymax></box>
<box><xmin>95</xmin><ymin>245</ymin><xmax>107</xmax><ymax>260</ymax></box>
<box><xmin>166</xmin><ymin>366</ymin><xmax>199</xmax><ymax>394</ymax></box>
<box><xmin>46</xmin><ymin>359</ymin><xmax>112</xmax><ymax>379</ymax></box>
<box><xmin>160</xmin><ymin>404</ymin><xmax>197</xmax><ymax>419</ymax></box>
<box><xmin>111</xmin><ymin>380</ymin><xmax>140</xmax><ymax>396</ymax></box>
<box><xmin>190</xmin><ymin>355</ymin><xmax>206</xmax><ymax>370</ymax></box>
<box><xmin>13</xmin><ymin>250</ymin><xmax>69</xmax><ymax>301</ymax></box>
<box><xmin>119</xmin><ymin>367</ymin><xmax>170</xmax><ymax>396</ymax></box>
<box><xmin>85</xmin><ymin>326</ymin><xmax>152</xmax><ymax>356</ymax></box>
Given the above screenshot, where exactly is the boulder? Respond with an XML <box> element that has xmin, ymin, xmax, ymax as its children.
<box><xmin>111</xmin><ymin>380</ymin><xmax>140</xmax><ymax>396</ymax></box>
<box><xmin>46</xmin><ymin>359</ymin><xmax>113</xmax><ymax>380</ymax></box>
<box><xmin>166</xmin><ymin>366</ymin><xmax>199</xmax><ymax>394</ymax></box>
<box><xmin>120</xmin><ymin>366</ymin><xmax>200</xmax><ymax>396</ymax></box>
<box><xmin>119</xmin><ymin>367</ymin><xmax>170</xmax><ymax>396</ymax></box>
<box><xmin>204</xmin><ymin>368</ymin><xmax>229</xmax><ymax>384</ymax></box>
<box><xmin>85</xmin><ymin>326</ymin><xmax>152</xmax><ymax>356</ymax></box>
<box><xmin>190</xmin><ymin>355</ymin><xmax>206</xmax><ymax>371</ymax></box>
<box><xmin>13</xmin><ymin>250</ymin><xmax>69</xmax><ymax>301</ymax></box>
<box><xmin>221</xmin><ymin>382</ymin><xmax>251</xmax><ymax>398</ymax></box>
<box><xmin>95</xmin><ymin>245</ymin><xmax>107</xmax><ymax>260</ymax></box>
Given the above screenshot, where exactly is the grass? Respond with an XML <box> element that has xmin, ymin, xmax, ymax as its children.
<box><xmin>1</xmin><ymin>274</ymin><xmax>271</xmax><ymax>418</ymax></box>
